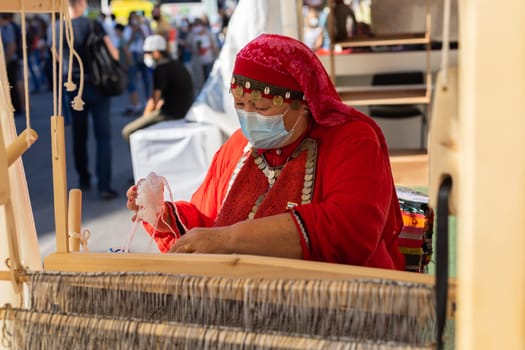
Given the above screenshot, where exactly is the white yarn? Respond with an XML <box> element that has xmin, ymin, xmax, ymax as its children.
<box><xmin>136</xmin><ymin>172</ymin><xmax>168</xmax><ymax>224</ymax></box>
<box><xmin>123</xmin><ymin>172</ymin><xmax>176</xmax><ymax>252</ymax></box>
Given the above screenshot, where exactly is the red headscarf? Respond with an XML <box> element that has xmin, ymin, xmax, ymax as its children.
<box><xmin>231</xmin><ymin>33</ymin><xmax>391</xmax><ymax>156</ymax></box>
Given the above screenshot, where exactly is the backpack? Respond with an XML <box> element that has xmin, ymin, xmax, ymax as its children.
<box><xmin>85</xmin><ymin>20</ymin><xmax>128</xmax><ymax>96</ymax></box>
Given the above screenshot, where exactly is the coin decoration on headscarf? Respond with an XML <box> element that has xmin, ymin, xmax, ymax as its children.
<box><xmin>251</xmin><ymin>90</ymin><xmax>262</xmax><ymax>103</ymax></box>
<box><xmin>234</xmin><ymin>86</ymin><xmax>244</xmax><ymax>97</ymax></box>
<box><xmin>230</xmin><ymin>74</ymin><xmax>304</xmax><ymax>104</ymax></box>
<box><xmin>272</xmin><ymin>96</ymin><xmax>284</xmax><ymax>107</ymax></box>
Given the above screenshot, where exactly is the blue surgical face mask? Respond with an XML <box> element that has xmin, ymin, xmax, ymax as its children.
<box><xmin>236</xmin><ymin>107</ymin><xmax>300</xmax><ymax>149</ymax></box>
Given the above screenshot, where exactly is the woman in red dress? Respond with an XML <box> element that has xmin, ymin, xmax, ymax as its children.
<box><xmin>126</xmin><ymin>33</ymin><xmax>405</xmax><ymax>270</ymax></box>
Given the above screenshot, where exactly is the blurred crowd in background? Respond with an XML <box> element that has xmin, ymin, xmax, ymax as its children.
<box><xmin>0</xmin><ymin>0</ymin><xmax>377</xmax><ymax>117</ymax></box>
<box><xmin>0</xmin><ymin>0</ymin><xmax>237</xmax><ymax>117</ymax></box>
<box><xmin>302</xmin><ymin>0</ymin><xmax>371</xmax><ymax>53</ymax></box>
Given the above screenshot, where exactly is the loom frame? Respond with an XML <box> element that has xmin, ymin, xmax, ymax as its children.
<box><xmin>40</xmin><ymin>251</ymin><xmax>456</xmax><ymax>320</ymax></box>
<box><xmin>0</xmin><ymin>0</ymin><xmax>457</xmax><ymax>313</ymax></box>
<box><xmin>0</xmin><ymin>3</ymin><xmax>454</xmax><ymax>350</ymax></box>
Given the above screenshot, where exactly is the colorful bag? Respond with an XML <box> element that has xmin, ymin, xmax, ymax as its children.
<box><xmin>396</xmin><ymin>186</ymin><xmax>434</xmax><ymax>273</ymax></box>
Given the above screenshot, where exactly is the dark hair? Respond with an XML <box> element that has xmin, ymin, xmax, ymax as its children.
<box><xmin>115</xmin><ymin>23</ymin><xmax>125</xmax><ymax>31</ymax></box>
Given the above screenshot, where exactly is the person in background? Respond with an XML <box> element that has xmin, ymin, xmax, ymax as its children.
<box><xmin>216</xmin><ymin>2</ymin><xmax>235</xmax><ymax>48</ymax></box>
<box><xmin>114</xmin><ymin>23</ymin><xmax>130</xmax><ymax>70</ymax></box>
<box><xmin>151</xmin><ymin>4</ymin><xmax>177</xmax><ymax>59</ymax></box>
<box><xmin>121</xmin><ymin>34</ymin><xmax>194</xmax><ymax>145</ymax></box>
<box><xmin>126</xmin><ymin>34</ymin><xmax>405</xmax><ymax>270</ymax></box>
<box><xmin>302</xmin><ymin>6</ymin><xmax>324</xmax><ymax>51</ymax></box>
<box><xmin>64</xmin><ymin>0</ymin><xmax>120</xmax><ymax>199</ymax></box>
<box><xmin>9</xmin><ymin>14</ymin><xmax>27</xmax><ymax>114</ymax></box>
<box><xmin>99</xmin><ymin>12</ymin><xmax>118</xmax><ymax>48</ymax></box>
<box><xmin>31</xmin><ymin>15</ymin><xmax>51</xmax><ymax>91</ymax></box>
<box><xmin>188</xmin><ymin>17</ymin><xmax>219</xmax><ymax>90</ymax></box>
<box><xmin>0</xmin><ymin>13</ymin><xmax>21</xmax><ymax>114</ymax></box>
<box><xmin>332</xmin><ymin>0</ymin><xmax>357</xmax><ymax>41</ymax></box>
<box><xmin>176</xmin><ymin>17</ymin><xmax>195</xmax><ymax>91</ymax></box>
<box><xmin>43</xmin><ymin>14</ymin><xmax>57</xmax><ymax>92</ymax></box>
<box><xmin>26</xmin><ymin>16</ymin><xmax>45</xmax><ymax>93</ymax></box>
<box><xmin>122</xmin><ymin>11</ymin><xmax>151</xmax><ymax>117</ymax></box>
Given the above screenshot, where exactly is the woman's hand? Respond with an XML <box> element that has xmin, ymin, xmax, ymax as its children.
<box><xmin>127</xmin><ymin>179</ymin><xmax>174</xmax><ymax>231</ymax></box>
<box><xmin>126</xmin><ymin>185</ymin><xmax>139</xmax><ymax>221</ymax></box>
<box><xmin>169</xmin><ymin>227</ymin><xmax>233</xmax><ymax>254</ymax></box>
<box><xmin>168</xmin><ymin>214</ymin><xmax>302</xmax><ymax>259</ymax></box>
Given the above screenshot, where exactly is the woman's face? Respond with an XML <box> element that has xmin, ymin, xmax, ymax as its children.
<box><xmin>233</xmin><ymin>92</ymin><xmax>309</xmax><ymax>133</ymax></box>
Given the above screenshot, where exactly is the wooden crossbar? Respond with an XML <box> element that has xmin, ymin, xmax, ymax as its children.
<box><xmin>2</xmin><ymin>0</ymin><xmax>65</xmax><ymax>13</ymax></box>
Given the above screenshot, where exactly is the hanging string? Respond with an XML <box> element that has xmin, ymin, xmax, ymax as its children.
<box><xmin>57</xmin><ymin>0</ymin><xmax>66</xmax><ymax>117</ymax></box>
<box><xmin>68</xmin><ymin>51</ymin><xmax>85</xmax><ymax>111</ymax></box>
<box><xmin>63</xmin><ymin>7</ymin><xmax>76</xmax><ymax>94</ymax></box>
<box><xmin>48</xmin><ymin>0</ymin><xmax>85</xmax><ymax>115</ymax></box>
<box><xmin>62</xmin><ymin>0</ymin><xmax>85</xmax><ymax>111</ymax></box>
<box><xmin>19</xmin><ymin>9</ymin><xmax>31</xmax><ymax>134</ymax></box>
<box><xmin>122</xmin><ymin>218</ymin><xmax>141</xmax><ymax>253</ymax></box>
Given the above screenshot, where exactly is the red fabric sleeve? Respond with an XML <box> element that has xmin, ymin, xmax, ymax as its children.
<box><xmin>293</xmin><ymin>121</ymin><xmax>404</xmax><ymax>270</ymax></box>
<box><xmin>141</xmin><ymin>202</ymin><xmax>182</xmax><ymax>252</ymax></box>
<box><xmin>142</xmin><ymin>131</ymin><xmax>249</xmax><ymax>252</ymax></box>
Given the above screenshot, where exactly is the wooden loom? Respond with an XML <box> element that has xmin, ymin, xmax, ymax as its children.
<box><xmin>0</xmin><ymin>1</ymin><xmax>459</xmax><ymax>349</ymax></box>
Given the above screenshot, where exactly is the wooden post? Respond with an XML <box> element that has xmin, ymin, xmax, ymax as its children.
<box><xmin>456</xmin><ymin>0</ymin><xmax>525</xmax><ymax>348</ymax></box>
<box><xmin>0</xmin><ymin>113</ymin><xmax>23</xmax><ymax>296</ymax></box>
<box><xmin>51</xmin><ymin>116</ymin><xmax>68</xmax><ymax>253</ymax></box>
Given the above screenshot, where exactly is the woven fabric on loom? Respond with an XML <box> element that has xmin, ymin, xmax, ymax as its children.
<box><xmin>396</xmin><ymin>186</ymin><xmax>434</xmax><ymax>273</ymax></box>
<box><xmin>1</xmin><ymin>271</ymin><xmax>437</xmax><ymax>349</ymax></box>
